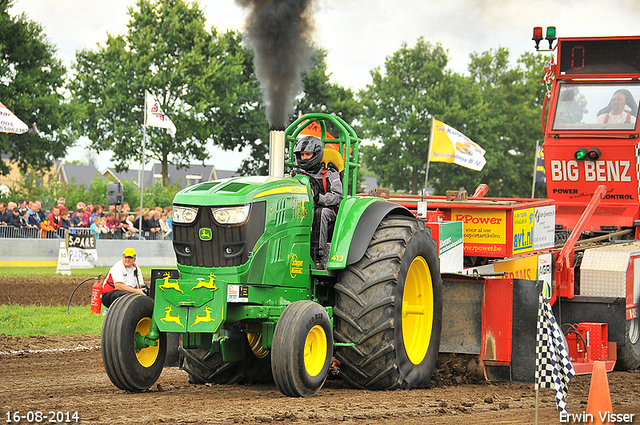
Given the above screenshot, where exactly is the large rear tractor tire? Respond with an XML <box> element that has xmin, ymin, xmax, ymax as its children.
<box><xmin>101</xmin><ymin>294</ymin><xmax>167</xmax><ymax>391</ymax></box>
<box><xmin>271</xmin><ymin>301</ymin><xmax>333</xmax><ymax>397</ymax></box>
<box><xmin>181</xmin><ymin>337</ymin><xmax>273</xmax><ymax>385</ymax></box>
<box><xmin>334</xmin><ymin>214</ymin><xmax>443</xmax><ymax>390</ymax></box>
<box><xmin>616</xmin><ymin>316</ymin><xmax>640</xmax><ymax>370</ymax></box>
<box><xmin>180</xmin><ymin>348</ymin><xmax>242</xmax><ymax>384</ymax></box>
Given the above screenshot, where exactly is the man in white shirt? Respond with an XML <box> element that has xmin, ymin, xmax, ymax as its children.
<box><xmin>596</xmin><ymin>89</ymin><xmax>637</xmax><ymax>125</ymax></box>
<box><xmin>102</xmin><ymin>247</ymin><xmax>146</xmax><ymax>308</ymax></box>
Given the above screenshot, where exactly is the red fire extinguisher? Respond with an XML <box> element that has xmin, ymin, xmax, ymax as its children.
<box><xmin>90</xmin><ymin>277</ymin><xmax>103</xmax><ymax>314</ymax></box>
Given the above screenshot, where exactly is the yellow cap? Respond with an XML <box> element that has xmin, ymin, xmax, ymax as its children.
<box><xmin>122</xmin><ymin>248</ymin><xmax>136</xmax><ymax>258</ymax></box>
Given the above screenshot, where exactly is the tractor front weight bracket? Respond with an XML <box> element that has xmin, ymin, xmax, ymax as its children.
<box><xmin>134</xmin><ymin>332</ymin><xmax>158</xmax><ymax>353</ymax></box>
<box><xmin>146</xmin><ymin>319</ymin><xmax>160</xmax><ymax>341</ymax></box>
<box><xmin>133</xmin><ymin>319</ymin><xmax>161</xmax><ymax>352</ymax></box>
<box><xmin>262</xmin><ymin>321</ymin><xmax>275</xmax><ymax>349</ymax></box>
<box><xmin>216</xmin><ymin>331</ymin><xmax>246</xmax><ymax>363</ymax></box>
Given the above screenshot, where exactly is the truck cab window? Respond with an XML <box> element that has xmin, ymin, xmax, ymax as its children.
<box><xmin>551</xmin><ymin>83</ymin><xmax>640</xmax><ymax>131</ymax></box>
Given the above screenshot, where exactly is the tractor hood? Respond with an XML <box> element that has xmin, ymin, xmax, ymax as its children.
<box><xmin>173</xmin><ymin>175</ymin><xmax>308</xmax><ymax>207</ymax></box>
<box><xmin>170</xmin><ymin>174</ymin><xmax>314</xmax><ymax>271</ymax></box>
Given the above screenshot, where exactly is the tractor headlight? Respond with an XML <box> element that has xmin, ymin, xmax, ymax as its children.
<box><xmin>173</xmin><ymin>206</ymin><xmax>198</xmax><ymax>224</ymax></box>
<box><xmin>212</xmin><ymin>205</ymin><xmax>250</xmax><ymax>225</ymax></box>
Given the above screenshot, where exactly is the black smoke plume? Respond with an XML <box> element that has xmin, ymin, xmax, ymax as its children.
<box><xmin>236</xmin><ymin>0</ymin><xmax>315</xmax><ymax>129</ymax></box>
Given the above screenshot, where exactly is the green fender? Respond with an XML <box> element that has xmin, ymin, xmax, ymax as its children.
<box><xmin>326</xmin><ymin>197</ymin><xmax>414</xmax><ymax>270</ymax></box>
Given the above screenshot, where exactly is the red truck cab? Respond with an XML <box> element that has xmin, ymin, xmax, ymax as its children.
<box><xmin>543</xmin><ymin>36</ymin><xmax>640</xmax><ymax>232</ymax></box>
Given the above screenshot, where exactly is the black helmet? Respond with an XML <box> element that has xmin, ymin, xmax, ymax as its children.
<box><xmin>294</xmin><ymin>135</ymin><xmax>324</xmax><ymax>172</ymax></box>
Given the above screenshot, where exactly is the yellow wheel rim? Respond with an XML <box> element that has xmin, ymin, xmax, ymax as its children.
<box><xmin>402</xmin><ymin>256</ymin><xmax>434</xmax><ymax>365</ymax></box>
<box><xmin>304</xmin><ymin>325</ymin><xmax>327</xmax><ymax>377</ymax></box>
<box><xmin>247</xmin><ymin>329</ymin><xmax>270</xmax><ymax>359</ymax></box>
<box><xmin>135</xmin><ymin>317</ymin><xmax>160</xmax><ymax>368</ymax></box>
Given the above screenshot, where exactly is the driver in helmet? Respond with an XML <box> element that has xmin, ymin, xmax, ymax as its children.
<box><xmin>293</xmin><ymin>135</ymin><xmax>343</xmax><ymax>269</ymax></box>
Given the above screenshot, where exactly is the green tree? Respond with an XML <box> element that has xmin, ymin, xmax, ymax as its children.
<box><xmin>463</xmin><ymin>49</ymin><xmax>548</xmax><ymax>197</ymax></box>
<box><xmin>359</xmin><ymin>38</ymin><xmax>480</xmax><ymax>194</ymax></box>
<box><xmin>11</xmin><ymin>166</ymin><xmax>58</xmax><ymax>207</ymax></box>
<box><xmin>0</xmin><ymin>1</ymin><xmax>71</xmax><ymax>175</ymax></box>
<box><xmin>144</xmin><ymin>181</ymin><xmax>180</xmax><ymax>208</ymax></box>
<box><xmin>69</xmin><ymin>0</ymin><xmax>251</xmax><ymax>186</ymax></box>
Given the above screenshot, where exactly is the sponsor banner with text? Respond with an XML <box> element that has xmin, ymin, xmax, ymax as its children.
<box><xmin>452</xmin><ymin>209</ymin><xmax>507</xmax><ymax>257</ymax></box>
<box><xmin>465</xmin><ymin>253</ymin><xmax>553</xmax><ymax>296</ymax></box>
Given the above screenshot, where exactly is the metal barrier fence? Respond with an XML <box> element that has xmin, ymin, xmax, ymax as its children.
<box><xmin>0</xmin><ymin>225</ymin><xmax>66</xmax><ymax>239</ymax></box>
<box><xmin>0</xmin><ymin>225</ymin><xmax>171</xmax><ymax>241</ymax></box>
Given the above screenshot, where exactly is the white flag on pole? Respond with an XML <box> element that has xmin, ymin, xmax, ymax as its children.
<box><xmin>145</xmin><ymin>91</ymin><xmax>176</xmax><ymax>137</ymax></box>
<box><xmin>429</xmin><ymin>118</ymin><xmax>486</xmax><ymax>171</ymax></box>
<box><xmin>0</xmin><ymin>102</ymin><xmax>28</xmax><ymax>134</ymax></box>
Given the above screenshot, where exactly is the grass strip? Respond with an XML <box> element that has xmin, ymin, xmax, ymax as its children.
<box><xmin>0</xmin><ymin>304</ymin><xmax>104</xmax><ymax>336</ymax></box>
<box><xmin>1</xmin><ymin>266</ymin><xmax>155</xmax><ymax>278</ymax></box>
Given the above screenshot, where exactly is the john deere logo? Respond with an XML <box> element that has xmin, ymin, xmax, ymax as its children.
<box><xmin>199</xmin><ymin>228</ymin><xmax>213</xmax><ymax>241</ymax></box>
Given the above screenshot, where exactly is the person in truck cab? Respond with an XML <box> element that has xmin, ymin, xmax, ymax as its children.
<box><xmin>293</xmin><ymin>135</ymin><xmax>343</xmax><ymax>269</ymax></box>
<box><xmin>596</xmin><ymin>89</ymin><xmax>637</xmax><ymax>125</ymax></box>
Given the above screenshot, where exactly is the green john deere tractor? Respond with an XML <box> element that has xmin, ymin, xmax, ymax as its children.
<box><xmin>101</xmin><ymin>113</ymin><xmax>443</xmax><ymax>396</ymax></box>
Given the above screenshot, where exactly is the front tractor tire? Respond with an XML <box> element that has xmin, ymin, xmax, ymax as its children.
<box><xmin>101</xmin><ymin>294</ymin><xmax>167</xmax><ymax>392</ymax></box>
<box><xmin>334</xmin><ymin>214</ymin><xmax>443</xmax><ymax>390</ymax></box>
<box><xmin>271</xmin><ymin>301</ymin><xmax>333</xmax><ymax>397</ymax></box>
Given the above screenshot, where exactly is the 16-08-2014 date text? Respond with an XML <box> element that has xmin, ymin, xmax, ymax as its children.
<box><xmin>5</xmin><ymin>411</ymin><xmax>79</xmax><ymax>423</ymax></box>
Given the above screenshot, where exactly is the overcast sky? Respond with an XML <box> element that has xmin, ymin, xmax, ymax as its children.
<box><xmin>10</xmin><ymin>0</ymin><xmax>640</xmax><ymax>171</ymax></box>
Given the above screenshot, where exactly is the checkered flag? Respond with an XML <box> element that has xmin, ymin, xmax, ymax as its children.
<box><xmin>535</xmin><ymin>292</ymin><xmax>575</xmax><ymax>415</ymax></box>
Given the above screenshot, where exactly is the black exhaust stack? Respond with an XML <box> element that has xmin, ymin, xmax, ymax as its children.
<box><xmin>236</xmin><ymin>0</ymin><xmax>316</xmax><ymax>176</ymax></box>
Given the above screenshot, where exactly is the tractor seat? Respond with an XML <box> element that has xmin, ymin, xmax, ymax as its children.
<box><xmin>321</xmin><ymin>147</ymin><xmax>344</xmax><ymax>174</ymax></box>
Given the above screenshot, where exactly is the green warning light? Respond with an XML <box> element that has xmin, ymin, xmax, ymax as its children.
<box><xmin>574</xmin><ymin>148</ymin><xmax>588</xmax><ymax>161</ymax></box>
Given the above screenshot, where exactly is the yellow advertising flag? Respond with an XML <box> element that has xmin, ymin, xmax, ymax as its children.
<box><xmin>429</xmin><ymin>119</ymin><xmax>486</xmax><ymax>171</ymax></box>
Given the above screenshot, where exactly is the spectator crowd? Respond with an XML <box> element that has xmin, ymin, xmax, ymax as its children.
<box><xmin>0</xmin><ymin>197</ymin><xmax>173</xmax><ymax>240</ymax></box>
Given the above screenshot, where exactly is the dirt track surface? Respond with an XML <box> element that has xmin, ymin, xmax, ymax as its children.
<box><xmin>1</xmin><ymin>276</ymin><xmax>640</xmax><ymax>424</ymax></box>
<box><xmin>0</xmin><ymin>275</ymin><xmax>151</xmax><ymax>306</ymax></box>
